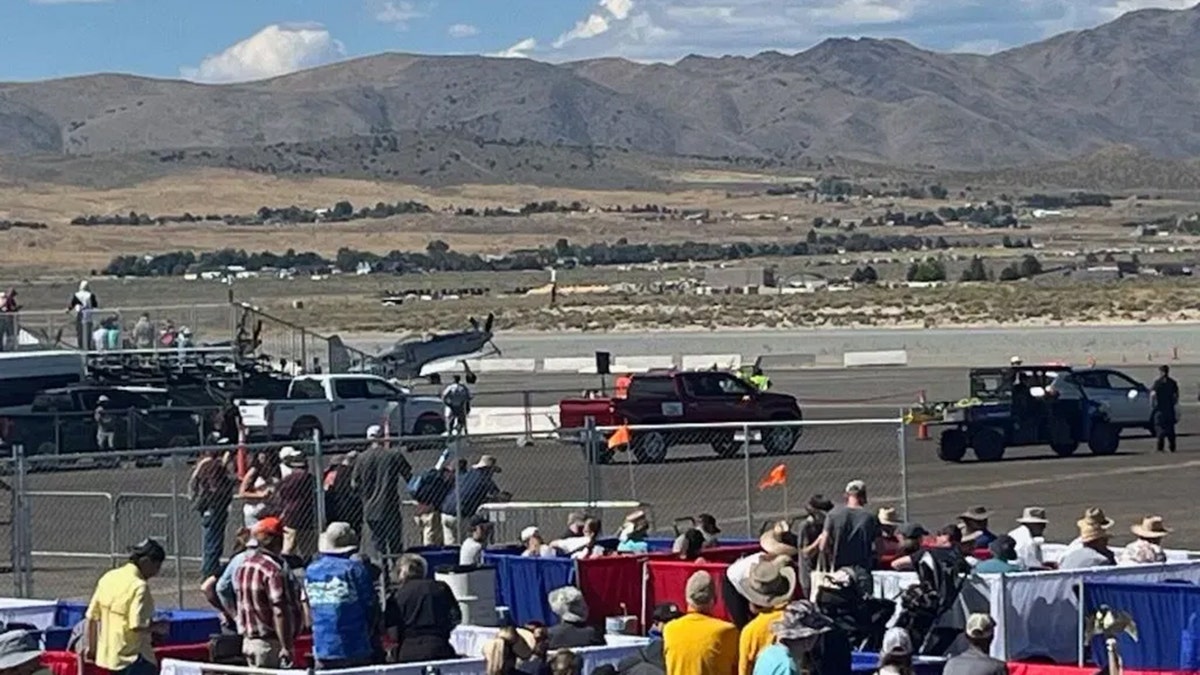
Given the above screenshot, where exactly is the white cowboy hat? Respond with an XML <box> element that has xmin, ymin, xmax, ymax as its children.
<box><xmin>318</xmin><ymin>522</ymin><xmax>359</xmax><ymax>555</ymax></box>
<box><xmin>1131</xmin><ymin>516</ymin><xmax>1172</xmax><ymax>540</ymax></box>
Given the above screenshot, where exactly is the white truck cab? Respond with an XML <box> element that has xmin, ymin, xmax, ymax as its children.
<box><xmin>237</xmin><ymin>374</ymin><xmax>445</xmax><ymax>441</ymax></box>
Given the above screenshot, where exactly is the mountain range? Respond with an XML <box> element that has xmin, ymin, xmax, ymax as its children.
<box><xmin>4</xmin><ymin>4</ymin><xmax>1200</xmax><ymax>172</ymax></box>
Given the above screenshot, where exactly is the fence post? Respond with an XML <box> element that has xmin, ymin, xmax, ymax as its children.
<box><xmin>10</xmin><ymin>444</ymin><xmax>26</xmax><ymax>598</ymax></box>
<box><xmin>168</xmin><ymin>454</ymin><xmax>184</xmax><ymax>608</ymax></box>
<box><xmin>312</xmin><ymin>431</ymin><xmax>327</xmax><ymax>534</ymax></box>
<box><xmin>519</xmin><ymin>391</ymin><xmax>534</xmax><ymax>448</ymax></box>
<box><xmin>742</xmin><ymin>423</ymin><xmax>753</xmax><ymax>538</ymax></box>
<box><xmin>897</xmin><ymin>412</ymin><xmax>909</xmax><ymax>521</ymax></box>
<box><xmin>583</xmin><ymin>417</ymin><xmax>598</xmax><ymax>510</ymax></box>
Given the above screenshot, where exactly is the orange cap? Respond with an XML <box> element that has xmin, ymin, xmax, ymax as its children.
<box><xmin>253</xmin><ymin>516</ymin><xmax>283</xmax><ymax>537</ymax></box>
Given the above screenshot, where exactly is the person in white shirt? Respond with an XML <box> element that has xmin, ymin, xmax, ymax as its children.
<box><xmin>459</xmin><ymin>515</ymin><xmax>492</xmax><ymax>566</ymax></box>
<box><xmin>67</xmin><ymin>280</ymin><xmax>99</xmax><ymax>350</ymax></box>
<box><xmin>1007</xmin><ymin>507</ymin><xmax>1049</xmax><ymax>570</ymax></box>
<box><xmin>520</xmin><ymin>527</ymin><xmax>556</xmax><ymax>558</ymax></box>
<box><xmin>1062</xmin><ymin>507</ymin><xmax>1115</xmax><ymax>557</ymax></box>
<box><xmin>1120</xmin><ymin>516</ymin><xmax>1170</xmax><ymax>565</ymax></box>
<box><xmin>551</xmin><ymin>517</ymin><xmax>607</xmax><ymax>559</ymax></box>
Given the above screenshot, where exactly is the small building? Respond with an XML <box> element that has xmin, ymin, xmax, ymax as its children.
<box><xmin>704</xmin><ymin>266</ymin><xmax>776</xmax><ymax>293</ymax></box>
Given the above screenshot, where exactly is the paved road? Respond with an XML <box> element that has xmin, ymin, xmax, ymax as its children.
<box><xmin>10</xmin><ymin>364</ymin><xmax>1200</xmax><ymax>605</ymax></box>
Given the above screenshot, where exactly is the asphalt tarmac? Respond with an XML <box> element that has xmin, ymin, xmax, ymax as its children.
<box><xmin>10</xmin><ymin>364</ymin><xmax>1200</xmax><ymax>605</ymax></box>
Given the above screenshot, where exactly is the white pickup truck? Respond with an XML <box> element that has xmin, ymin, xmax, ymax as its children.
<box><xmin>236</xmin><ymin>374</ymin><xmax>446</xmax><ymax>441</ymax></box>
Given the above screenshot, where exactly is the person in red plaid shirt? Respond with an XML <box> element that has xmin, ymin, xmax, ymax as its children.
<box><xmin>234</xmin><ymin>517</ymin><xmax>305</xmax><ymax>667</ymax></box>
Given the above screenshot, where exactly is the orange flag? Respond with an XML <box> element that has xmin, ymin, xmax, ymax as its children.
<box><xmin>607</xmin><ymin>424</ymin><xmax>631</xmax><ymax>450</ymax></box>
<box><xmin>758</xmin><ymin>463</ymin><xmax>787</xmax><ymax>490</ymax></box>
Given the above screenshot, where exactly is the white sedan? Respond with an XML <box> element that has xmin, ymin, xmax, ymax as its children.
<box><xmin>1046</xmin><ymin>368</ymin><xmax>1155</xmax><ymax>429</ymax></box>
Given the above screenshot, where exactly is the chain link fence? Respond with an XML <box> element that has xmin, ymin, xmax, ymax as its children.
<box><xmin>3</xmin><ymin>414</ymin><xmax>906</xmax><ymax>608</ymax></box>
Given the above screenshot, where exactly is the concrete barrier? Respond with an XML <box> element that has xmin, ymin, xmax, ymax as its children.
<box><xmin>757</xmin><ymin>353</ymin><xmax>818</xmax><ymax>370</ymax></box>
<box><xmin>542</xmin><ymin>357</ymin><xmax>598</xmax><ymax>373</ymax></box>
<box><xmin>680</xmin><ymin>354</ymin><xmax>743</xmax><ymax>370</ymax></box>
<box><xmin>468</xmin><ymin>405</ymin><xmax>559</xmax><ymax>435</ymax></box>
<box><xmin>613</xmin><ymin>355</ymin><xmax>675</xmax><ymax>373</ymax></box>
<box><xmin>468</xmin><ymin>358</ymin><xmax>537</xmax><ymax>373</ymax></box>
<box><xmin>843</xmin><ymin>350</ymin><xmax>909</xmax><ymax>368</ymax></box>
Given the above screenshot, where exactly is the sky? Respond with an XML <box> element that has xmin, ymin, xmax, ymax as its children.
<box><xmin>1</xmin><ymin>0</ymin><xmax>1197</xmax><ymax>83</ymax></box>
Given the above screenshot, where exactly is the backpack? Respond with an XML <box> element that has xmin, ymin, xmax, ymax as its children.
<box><xmin>408</xmin><ymin>468</ymin><xmax>445</xmax><ymax>505</ymax></box>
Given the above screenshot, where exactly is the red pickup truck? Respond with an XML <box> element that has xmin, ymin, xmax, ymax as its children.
<box><xmin>558</xmin><ymin>370</ymin><xmax>803</xmax><ymax>463</ymax></box>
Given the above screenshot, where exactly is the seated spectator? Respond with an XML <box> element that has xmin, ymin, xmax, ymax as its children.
<box><xmin>877</xmin><ymin>508</ymin><xmax>901</xmax><ymax>541</ymax></box>
<box><xmin>1059</xmin><ymin>516</ymin><xmax>1116</xmax><ymax>570</ymax></box>
<box><xmin>1121</xmin><ymin>516</ymin><xmax>1171</xmax><ymax>565</ymax></box>
<box><xmin>460</xmin><ymin>515</ymin><xmax>493</xmax><ymax>566</ymax></box>
<box><xmin>521</xmin><ymin>527</ymin><xmax>557</xmax><ymax>558</ymax></box>
<box><xmin>749</xmin><ymin>600</ymin><xmax>835</xmax><ymax>675</ymax></box>
<box><xmin>697</xmin><ymin>514</ymin><xmax>722</xmax><ymax>546</ymax></box>
<box><xmin>892</xmin><ymin>523</ymin><xmax>928</xmax><ymax>562</ymax></box>
<box><xmin>1062</xmin><ymin>508</ymin><xmax>1114</xmax><ymax>556</ymax></box>
<box><xmin>483</xmin><ymin>626</ymin><xmax>536</xmax><ymax>675</ymax></box>
<box><xmin>618</xmin><ymin>510</ymin><xmax>651</xmax><ymax>554</ymax></box>
<box><xmin>664</xmin><ymin>571</ymin><xmax>738</xmax><ymax>675</ymax></box>
<box><xmin>973</xmin><ymin>535</ymin><xmax>1023</xmax><ymax>574</ymax></box>
<box><xmin>562</xmin><ymin>512</ymin><xmax>586</xmax><ymax>539</ymax></box>
<box><xmin>552</xmin><ymin>517</ymin><xmax>607</xmax><ymax>559</ymax></box>
<box><xmin>550</xmin><ymin>649</ymin><xmax>583</xmax><ymax>675</ymax></box>
<box><xmin>304</xmin><ymin>522</ymin><xmax>376</xmax><ymax>669</ymax></box>
<box><xmin>546</xmin><ymin>587</ymin><xmax>605</xmax><ymax>650</ymax></box>
<box><xmin>386</xmin><ymin>553</ymin><xmax>462</xmax><ymax>662</ymax></box>
<box><xmin>739</xmin><ymin>558</ymin><xmax>798</xmax><ymax>675</ymax></box>
<box><xmin>1007</xmin><ymin>507</ymin><xmax>1049</xmax><ymax>571</ymax></box>
<box><xmin>876</xmin><ymin>627</ymin><xmax>913</xmax><ymax>675</ymax></box>
<box><xmin>677</xmin><ymin>529</ymin><xmax>709</xmax><ymax>562</ymax></box>
<box><xmin>618</xmin><ymin>603</ymin><xmax>681</xmax><ymax>675</ymax></box>
<box><xmin>958</xmin><ymin>507</ymin><xmax>996</xmax><ymax>548</ymax></box>
<box><xmin>957</xmin><ymin>525</ymin><xmax>982</xmax><ymax>565</ymax></box>
<box><xmin>943</xmin><ymin>614</ymin><xmax>1006</xmax><ymax>675</ymax></box>
<box><xmin>519</xmin><ymin>622</ymin><xmax>552</xmax><ymax>675</ymax></box>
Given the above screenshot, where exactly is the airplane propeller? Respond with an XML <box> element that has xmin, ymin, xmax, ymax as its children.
<box><xmin>484</xmin><ymin>313</ymin><xmax>494</xmax><ymax>334</ymax></box>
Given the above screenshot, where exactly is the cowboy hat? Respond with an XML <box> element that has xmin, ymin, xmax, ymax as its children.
<box><xmin>318</xmin><ymin>522</ymin><xmax>358</xmax><ymax>555</ymax></box>
<box><xmin>1077</xmin><ymin>519</ymin><xmax>1111</xmax><ymax>544</ymax></box>
<box><xmin>473</xmin><ymin>455</ymin><xmax>501</xmax><ymax>472</ymax></box>
<box><xmin>960</xmin><ymin>506</ymin><xmax>991</xmax><ymax>522</ymax></box>
<box><xmin>743</xmin><ymin>558</ymin><xmax>797</xmax><ymax>609</ymax></box>
<box><xmin>1131</xmin><ymin>516</ymin><xmax>1172</xmax><ymax>540</ymax></box>
<box><xmin>760</xmin><ymin>521</ymin><xmax>799</xmax><ymax>557</ymax></box>
<box><xmin>877</xmin><ymin>507</ymin><xmax>901</xmax><ymax>526</ymax></box>
<box><xmin>771</xmin><ymin>600</ymin><xmax>834</xmax><ymax>641</ymax></box>
<box><xmin>0</xmin><ymin>630</ymin><xmax>42</xmax><ymax>670</ymax></box>
<box><xmin>624</xmin><ymin>510</ymin><xmax>649</xmax><ymax>526</ymax></box>
<box><xmin>1016</xmin><ymin>507</ymin><xmax>1049</xmax><ymax>525</ymax></box>
<box><xmin>548</xmin><ymin>586</ymin><xmax>589</xmax><ymax>623</ymax></box>
<box><xmin>1080</xmin><ymin>507</ymin><xmax>1115</xmax><ymax>529</ymax></box>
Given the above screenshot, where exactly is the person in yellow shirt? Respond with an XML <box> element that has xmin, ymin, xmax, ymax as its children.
<box><xmin>85</xmin><ymin>539</ymin><xmax>168</xmax><ymax>675</ymax></box>
<box><xmin>664</xmin><ymin>570</ymin><xmax>738</xmax><ymax>675</ymax></box>
<box><xmin>738</xmin><ymin>559</ymin><xmax>797</xmax><ymax>675</ymax></box>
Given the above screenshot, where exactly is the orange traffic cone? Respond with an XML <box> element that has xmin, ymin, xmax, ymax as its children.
<box><xmin>917</xmin><ymin>423</ymin><xmax>930</xmax><ymax>441</ymax></box>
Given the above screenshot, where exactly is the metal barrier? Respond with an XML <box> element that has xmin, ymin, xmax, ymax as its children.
<box><xmin>13</xmin><ymin>304</ymin><xmax>235</xmax><ymax>351</ymax></box>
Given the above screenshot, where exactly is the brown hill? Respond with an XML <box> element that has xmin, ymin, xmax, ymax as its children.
<box><xmin>3</xmin><ymin>4</ymin><xmax>1200</xmax><ymax>170</ymax></box>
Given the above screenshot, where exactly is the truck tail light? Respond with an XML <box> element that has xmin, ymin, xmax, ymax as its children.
<box><xmin>608</xmin><ymin>403</ymin><xmax>615</xmax><ymax>414</ymax></box>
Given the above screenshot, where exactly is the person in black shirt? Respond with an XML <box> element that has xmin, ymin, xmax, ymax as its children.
<box><xmin>1151</xmin><ymin>365</ymin><xmax>1180</xmax><ymax>453</ymax></box>
<box><xmin>385</xmin><ymin>553</ymin><xmax>462</xmax><ymax>663</ymax></box>
<box><xmin>545</xmin><ymin>587</ymin><xmax>604</xmax><ymax>650</ymax></box>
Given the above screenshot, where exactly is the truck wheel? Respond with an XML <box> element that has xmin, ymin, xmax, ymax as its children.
<box><xmin>632</xmin><ymin>431</ymin><xmax>669</xmax><ymax>464</ymax></box>
<box><xmin>937</xmin><ymin>429</ymin><xmax>968</xmax><ymax>463</ymax></box>
<box><xmin>763</xmin><ymin>427</ymin><xmax>798</xmax><ymax>455</ymax></box>
<box><xmin>1088</xmin><ymin>421</ymin><xmax>1121</xmax><ymax>456</ymax></box>
<box><xmin>711</xmin><ymin>433</ymin><xmax>741</xmax><ymax>458</ymax></box>
<box><xmin>971</xmin><ymin>428</ymin><xmax>1006</xmax><ymax>462</ymax></box>
<box><xmin>291</xmin><ymin>417</ymin><xmax>323</xmax><ymax>441</ymax></box>
<box><xmin>414</xmin><ymin>415</ymin><xmax>446</xmax><ymax>437</ymax></box>
<box><xmin>1051</xmin><ymin>441</ymin><xmax>1079</xmax><ymax>457</ymax></box>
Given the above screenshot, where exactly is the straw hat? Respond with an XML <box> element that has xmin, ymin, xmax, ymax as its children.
<box><xmin>1077</xmin><ymin>518</ymin><xmax>1111</xmax><ymax>544</ymax></box>
<box><xmin>743</xmin><ymin>558</ymin><xmax>797</xmax><ymax>609</ymax></box>
<box><xmin>877</xmin><ymin>507</ymin><xmax>901</xmax><ymax>526</ymax></box>
<box><xmin>960</xmin><ymin>506</ymin><xmax>991</xmax><ymax>522</ymax></box>
<box><xmin>1079</xmin><ymin>507</ymin><xmax>1115</xmax><ymax>529</ymax></box>
<box><xmin>1131</xmin><ymin>516</ymin><xmax>1172</xmax><ymax>540</ymax></box>
<box><xmin>1016</xmin><ymin>507</ymin><xmax>1049</xmax><ymax>525</ymax></box>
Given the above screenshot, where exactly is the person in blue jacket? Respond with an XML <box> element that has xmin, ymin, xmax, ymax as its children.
<box><xmin>304</xmin><ymin>522</ymin><xmax>378</xmax><ymax>670</ymax></box>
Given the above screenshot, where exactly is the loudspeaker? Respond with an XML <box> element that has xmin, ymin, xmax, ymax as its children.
<box><xmin>595</xmin><ymin>351</ymin><xmax>611</xmax><ymax>375</ymax></box>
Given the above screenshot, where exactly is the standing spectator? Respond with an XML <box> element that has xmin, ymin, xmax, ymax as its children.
<box><xmin>68</xmin><ymin>280</ymin><xmax>98</xmax><ymax>350</ymax></box>
<box><xmin>189</xmin><ymin>449</ymin><xmax>237</xmax><ymax>579</ymax></box>
<box><xmin>725</xmin><ymin>522</ymin><xmax>798</xmax><ymax>629</ymax></box>
<box><xmin>738</xmin><ymin>558</ymin><xmax>798</xmax><ymax>675</ymax></box>
<box><xmin>676</xmin><ymin>529</ymin><xmax>709</xmax><ymax>563</ymax></box>
<box><xmin>460</xmin><ymin>515</ymin><xmax>493</xmax><ymax>566</ymax></box>
<box><xmin>1152</xmin><ymin>364</ymin><xmax>1180</xmax><ymax>453</ymax></box>
<box><xmin>618</xmin><ymin>510</ymin><xmax>651</xmax><ymax>554</ymax></box>
<box><xmin>323</xmin><ymin>451</ymin><xmax>363</xmax><ymax>535</ymax></box>
<box><xmin>385</xmin><ymin>553</ymin><xmax>461</xmax><ymax>663</ymax></box>
<box><xmin>94</xmin><ymin>396</ymin><xmax>117</xmax><ymax>453</ymax></box>
<box><xmin>749</xmin><ymin>600</ymin><xmax>836</xmax><ymax>675</ymax></box>
<box><xmin>618</xmin><ymin>603</ymin><xmax>682</xmax><ymax>675</ymax></box>
<box><xmin>441</xmin><ymin>375</ymin><xmax>472</xmax><ymax>435</ymax></box>
<box><xmin>943</xmin><ymin>614</ymin><xmax>1007</xmax><ymax>675</ymax></box>
<box><xmin>233</xmin><ymin>516</ymin><xmax>303</xmax><ymax>668</ymax></box>
<box><xmin>958</xmin><ymin>507</ymin><xmax>996</xmax><ymax>548</ymax></box>
<box><xmin>973</xmin><ymin>536</ymin><xmax>1022</xmax><ymax>574</ymax></box>
<box><xmin>277</xmin><ymin>447</ymin><xmax>317</xmax><ymax>560</ymax></box>
<box><xmin>0</xmin><ymin>288</ymin><xmax>19</xmax><ymax>352</ymax></box>
<box><xmin>240</xmin><ymin>451</ymin><xmax>281</xmax><ymax>530</ymax></box>
<box><xmin>305</xmin><ymin>522</ymin><xmax>376</xmax><ymax>669</ymax></box>
<box><xmin>551</xmin><ymin>517</ymin><xmax>607</xmax><ymax>559</ymax></box>
<box><xmin>1007</xmin><ymin>507</ymin><xmax>1049</xmax><ymax>571</ymax></box>
<box><xmin>410</xmin><ymin>447</ymin><xmax>454</xmax><ymax>546</ymax></box>
<box><xmin>440</xmin><ymin>455</ymin><xmax>506</xmax><ymax>545</ymax></box>
<box><xmin>202</xmin><ymin>527</ymin><xmax>251</xmax><ymax>633</ymax></box>
<box><xmin>132</xmin><ymin>313</ymin><xmax>155</xmax><ymax>349</ymax></box>
<box><xmin>817</xmin><ymin>480</ymin><xmax>881</xmax><ymax>591</ymax></box>
<box><xmin>546</xmin><ymin>587</ymin><xmax>604</xmax><ymax>650</ymax></box>
<box><xmin>217</xmin><ymin>528</ymin><xmax>262</xmax><ymax>632</ymax></box>
<box><xmin>353</xmin><ymin>425</ymin><xmax>412</xmax><ymax>564</ymax></box>
<box><xmin>521</xmin><ymin>527</ymin><xmax>556</xmax><ymax>558</ymax></box>
<box><xmin>1122</xmin><ymin>516</ymin><xmax>1171</xmax><ymax>565</ymax></box>
<box><xmin>799</xmin><ymin>496</ymin><xmax>834</xmax><ymax>569</ymax></box>
<box><xmin>1058</xmin><ymin>515</ymin><xmax>1116</xmax><ymax>570</ymax></box>
<box><xmin>663</xmin><ymin>571</ymin><xmax>738</xmax><ymax>675</ymax></box>
<box><xmin>84</xmin><ymin>539</ymin><xmax>167</xmax><ymax>675</ymax></box>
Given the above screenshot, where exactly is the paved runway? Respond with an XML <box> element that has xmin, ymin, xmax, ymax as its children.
<box><xmin>10</xmin><ymin>363</ymin><xmax>1200</xmax><ymax>605</ymax></box>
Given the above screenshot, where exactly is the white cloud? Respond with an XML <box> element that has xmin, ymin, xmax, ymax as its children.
<box><xmin>180</xmin><ymin>24</ymin><xmax>346</xmax><ymax>84</ymax></box>
<box><xmin>448</xmin><ymin>23</ymin><xmax>480</xmax><ymax>38</ymax></box>
<box><xmin>375</xmin><ymin>1</ymin><xmax>425</xmax><ymax>29</ymax></box>
<box><xmin>490</xmin><ymin>37</ymin><xmax>538</xmax><ymax>59</ymax></box>
<box><xmin>527</xmin><ymin>0</ymin><xmax>1200</xmax><ymax>62</ymax></box>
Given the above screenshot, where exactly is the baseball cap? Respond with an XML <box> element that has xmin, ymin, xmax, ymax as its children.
<box><xmin>652</xmin><ymin>603</ymin><xmax>683</xmax><ymax>624</ymax></box>
<box><xmin>899</xmin><ymin>522</ymin><xmax>929</xmax><ymax>539</ymax></box>
<box><xmin>366</xmin><ymin>425</ymin><xmax>383</xmax><ymax>440</ymax></box>
<box><xmin>685</xmin><ymin>570</ymin><xmax>715</xmax><ymax>607</ymax></box>
<box><xmin>253</xmin><ymin>516</ymin><xmax>284</xmax><ymax>537</ymax></box>
<box><xmin>965</xmin><ymin>613</ymin><xmax>996</xmax><ymax>639</ymax></box>
<box><xmin>469</xmin><ymin>514</ymin><xmax>492</xmax><ymax>529</ymax></box>
<box><xmin>845</xmin><ymin>479</ymin><xmax>866</xmax><ymax>494</ymax></box>
<box><xmin>520</xmin><ymin>526</ymin><xmax>540</xmax><ymax>543</ymax></box>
